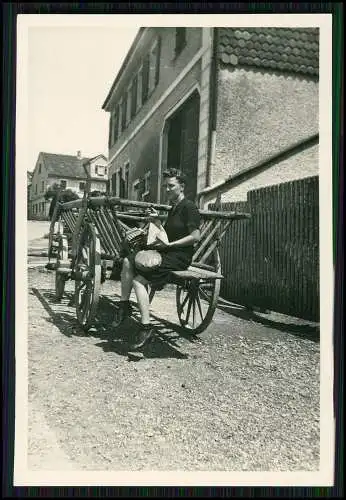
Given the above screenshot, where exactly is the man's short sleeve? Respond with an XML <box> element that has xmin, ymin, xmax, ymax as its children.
<box><xmin>185</xmin><ymin>200</ymin><xmax>201</xmax><ymax>233</ymax></box>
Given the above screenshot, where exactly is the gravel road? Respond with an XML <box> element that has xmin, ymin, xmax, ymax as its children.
<box><xmin>27</xmin><ymin>263</ymin><xmax>320</xmax><ymax>472</ymax></box>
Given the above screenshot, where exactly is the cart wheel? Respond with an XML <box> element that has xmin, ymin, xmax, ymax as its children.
<box><xmin>55</xmin><ymin>234</ymin><xmax>68</xmax><ymax>300</ymax></box>
<box><xmin>176</xmin><ymin>249</ymin><xmax>221</xmax><ymax>335</ymax></box>
<box><xmin>74</xmin><ymin>223</ymin><xmax>101</xmax><ymax>330</ymax></box>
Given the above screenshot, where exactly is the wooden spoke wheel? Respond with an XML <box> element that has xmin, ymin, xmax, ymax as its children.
<box><xmin>55</xmin><ymin>234</ymin><xmax>68</xmax><ymax>300</ymax></box>
<box><xmin>176</xmin><ymin>249</ymin><xmax>221</xmax><ymax>335</ymax></box>
<box><xmin>74</xmin><ymin>223</ymin><xmax>101</xmax><ymax>330</ymax></box>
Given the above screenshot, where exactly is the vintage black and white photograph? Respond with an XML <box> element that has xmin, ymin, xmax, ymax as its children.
<box><xmin>15</xmin><ymin>14</ymin><xmax>334</xmax><ymax>486</ymax></box>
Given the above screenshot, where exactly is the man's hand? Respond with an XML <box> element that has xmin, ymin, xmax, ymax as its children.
<box><xmin>145</xmin><ymin>207</ymin><xmax>162</xmax><ymax>226</ymax></box>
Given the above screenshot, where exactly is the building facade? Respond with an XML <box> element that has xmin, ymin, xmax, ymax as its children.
<box><xmin>102</xmin><ymin>27</ymin><xmax>319</xmax><ymax>207</ymax></box>
<box><xmin>103</xmin><ymin>27</ymin><xmax>212</xmax><ymax>205</ymax></box>
<box><xmin>29</xmin><ymin>152</ymin><xmax>108</xmax><ymax>219</ymax></box>
<box><xmin>27</xmin><ymin>171</ymin><xmax>33</xmax><ymax>218</ymax></box>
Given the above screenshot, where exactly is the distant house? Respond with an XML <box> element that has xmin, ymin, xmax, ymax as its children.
<box><xmin>29</xmin><ymin>151</ymin><xmax>108</xmax><ymax>219</ymax></box>
<box><xmin>102</xmin><ymin>27</ymin><xmax>319</xmax><ymax>207</ymax></box>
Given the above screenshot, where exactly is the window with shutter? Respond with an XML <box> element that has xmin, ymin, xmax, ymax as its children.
<box><xmin>126</xmin><ymin>88</ymin><xmax>131</xmax><ymax>126</ymax></box>
<box><xmin>131</xmin><ymin>76</ymin><xmax>138</xmax><ymax>118</ymax></box>
<box><xmin>148</xmin><ymin>41</ymin><xmax>158</xmax><ymax>96</ymax></box>
<box><xmin>175</xmin><ymin>28</ymin><xmax>186</xmax><ymax>57</ymax></box>
<box><xmin>121</xmin><ymin>97</ymin><xmax>127</xmax><ymax>130</ymax></box>
<box><xmin>155</xmin><ymin>36</ymin><xmax>161</xmax><ymax>86</ymax></box>
<box><xmin>112</xmin><ymin>111</ymin><xmax>119</xmax><ymax>145</ymax></box>
<box><xmin>124</xmin><ymin>163</ymin><xmax>130</xmax><ymax>198</ymax></box>
<box><xmin>117</xmin><ymin>103</ymin><xmax>121</xmax><ymax>137</ymax></box>
<box><xmin>111</xmin><ymin>172</ymin><xmax>117</xmax><ymax>195</ymax></box>
<box><xmin>108</xmin><ymin>114</ymin><xmax>113</xmax><ymax>148</ymax></box>
<box><xmin>118</xmin><ymin>168</ymin><xmax>125</xmax><ymax>198</ymax></box>
<box><xmin>137</xmin><ymin>66</ymin><xmax>143</xmax><ymax>112</ymax></box>
<box><xmin>142</xmin><ymin>54</ymin><xmax>150</xmax><ymax>103</ymax></box>
<box><xmin>144</xmin><ymin>171</ymin><xmax>151</xmax><ymax>197</ymax></box>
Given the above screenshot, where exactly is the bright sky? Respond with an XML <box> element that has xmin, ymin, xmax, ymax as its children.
<box><xmin>26</xmin><ymin>25</ymin><xmax>139</xmax><ymax>171</ymax></box>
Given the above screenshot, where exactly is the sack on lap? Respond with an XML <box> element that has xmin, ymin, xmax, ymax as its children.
<box><xmin>135</xmin><ymin>249</ymin><xmax>162</xmax><ymax>272</ymax></box>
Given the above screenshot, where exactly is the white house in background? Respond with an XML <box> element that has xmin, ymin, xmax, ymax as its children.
<box><xmin>29</xmin><ymin>151</ymin><xmax>108</xmax><ymax>219</ymax></box>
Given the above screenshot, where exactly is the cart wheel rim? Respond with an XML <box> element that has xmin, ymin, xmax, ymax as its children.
<box><xmin>176</xmin><ymin>249</ymin><xmax>221</xmax><ymax>335</ymax></box>
<box><xmin>75</xmin><ymin>223</ymin><xmax>101</xmax><ymax>329</ymax></box>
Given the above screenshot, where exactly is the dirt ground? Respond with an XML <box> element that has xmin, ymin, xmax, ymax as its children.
<box><xmin>27</xmin><ymin>262</ymin><xmax>320</xmax><ymax>472</ymax></box>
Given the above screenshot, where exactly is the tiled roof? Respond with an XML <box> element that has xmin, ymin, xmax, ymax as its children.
<box><xmin>217</xmin><ymin>28</ymin><xmax>319</xmax><ymax>77</ymax></box>
<box><xmin>41</xmin><ymin>153</ymin><xmax>91</xmax><ymax>179</ymax></box>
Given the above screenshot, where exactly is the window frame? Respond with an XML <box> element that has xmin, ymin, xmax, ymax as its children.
<box><xmin>95</xmin><ymin>165</ymin><xmax>106</xmax><ymax>177</ymax></box>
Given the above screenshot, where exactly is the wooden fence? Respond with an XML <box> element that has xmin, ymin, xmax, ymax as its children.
<box><xmin>210</xmin><ymin>176</ymin><xmax>319</xmax><ymax>322</ymax></box>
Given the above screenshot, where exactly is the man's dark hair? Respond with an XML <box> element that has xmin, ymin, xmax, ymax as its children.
<box><xmin>162</xmin><ymin>168</ymin><xmax>186</xmax><ymax>187</ymax></box>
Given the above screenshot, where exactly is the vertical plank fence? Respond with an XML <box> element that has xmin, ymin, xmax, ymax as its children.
<box><xmin>210</xmin><ymin>176</ymin><xmax>319</xmax><ymax>322</ymax></box>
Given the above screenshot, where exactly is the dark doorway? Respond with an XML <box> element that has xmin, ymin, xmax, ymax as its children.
<box><xmin>163</xmin><ymin>91</ymin><xmax>200</xmax><ymax>203</ymax></box>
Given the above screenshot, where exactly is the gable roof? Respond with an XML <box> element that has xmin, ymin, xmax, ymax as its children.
<box><xmin>40</xmin><ymin>152</ymin><xmax>92</xmax><ymax>179</ymax></box>
<box><xmin>84</xmin><ymin>153</ymin><xmax>108</xmax><ymax>164</ymax></box>
<box><xmin>27</xmin><ymin>171</ymin><xmax>33</xmax><ymax>184</ymax></box>
<box><xmin>217</xmin><ymin>27</ymin><xmax>319</xmax><ymax>77</ymax></box>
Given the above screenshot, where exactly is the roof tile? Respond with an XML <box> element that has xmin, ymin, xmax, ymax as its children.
<box><xmin>218</xmin><ymin>27</ymin><xmax>319</xmax><ymax>77</ymax></box>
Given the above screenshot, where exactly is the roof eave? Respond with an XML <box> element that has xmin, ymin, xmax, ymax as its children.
<box><xmin>102</xmin><ymin>27</ymin><xmax>147</xmax><ymax>112</ymax></box>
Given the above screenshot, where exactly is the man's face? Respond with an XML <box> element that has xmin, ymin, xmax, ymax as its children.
<box><xmin>165</xmin><ymin>176</ymin><xmax>183</xmax><ymax>201</ymax></box>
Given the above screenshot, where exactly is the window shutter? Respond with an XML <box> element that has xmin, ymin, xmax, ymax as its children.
<box><xmin>115</xmin><ymin>113</ymin><xmax>119</xmax><ymax>143</ymax></box>
<box><xmin>108</xmin><ymin>114</ymin><xmax>113</xmax><ymax>148</ymax></box>
<box><xmin>121</xmin><ymin>98</ymin><xmax>127</xmax><ymax>130</ymax></box>
<box><xmin>155</xmin><ymin>36</ymin><xmax>161</xmax><ymax>86</ymax></box>
<box><xmin>142</xmin><ymin>54</ymin><xmax>150</xmax><ymax>103</ymax></box>
<box><xmin>131</xmin><ymin>76</ymin><xmax>138</xmax><ymax>118</ymax></box>
<box><xmin>111</xmin><ymin>173</ymin><xmax>117</xmax><ymax>195</ymax></box>
<box><xmin>175</xmin><ymin>28</ymin><xmax>186</xmax><ymax>56</ymax></box>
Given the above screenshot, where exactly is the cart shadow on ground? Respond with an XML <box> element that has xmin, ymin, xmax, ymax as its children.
<box><xmin>216</xmin><ymin>301</ymin><xmax>320</xmax><ymax>343</ymax></box>
<box><xmin>31</xmin><ymin>287</ymin><xmax>203</xmax><ymax>360</ymax></box>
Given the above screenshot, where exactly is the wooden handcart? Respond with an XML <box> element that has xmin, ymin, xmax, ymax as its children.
<box><xmin>47</xmin><ymin>191</ymin><xmax>250</xmax><ymax>335</ymax></box>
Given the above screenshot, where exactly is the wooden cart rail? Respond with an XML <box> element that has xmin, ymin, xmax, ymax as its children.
<box><xmin>59</xmin><ymin>195</ymin><xmax>250</xmax><ymax>221</ymax></box>
<box><xmin>53</xmin><ymin>195</ymin><xmax>250</xmax><ymax>264</ymax></box>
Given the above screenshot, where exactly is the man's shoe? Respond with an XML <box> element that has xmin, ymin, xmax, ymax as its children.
<box><xmin>111</xmin><ymin>301</ymin><xmax>133</xmax><ymax>328</ymax></box>
<box><xmin>130</xmin><ymin>326</ymin><xmax>154</xmax><ymax>351</ymax></box>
